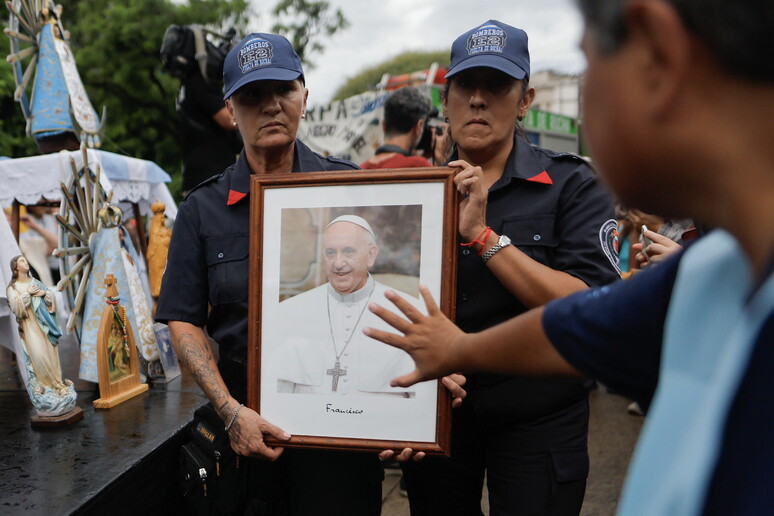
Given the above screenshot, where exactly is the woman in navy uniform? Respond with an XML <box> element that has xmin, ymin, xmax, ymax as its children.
<box><xmin>155</xmin><ymin>33</ymin><xmax>384</xmax><ymax>515</ymax></box>
<box><xmin>400</xmin><ymin>21</ymin><xmax>620</xmax><ymax>515</ymax></box>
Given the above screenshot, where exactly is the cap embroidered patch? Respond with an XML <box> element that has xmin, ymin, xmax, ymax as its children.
<box><xmin>446</xmin><ymin>20</ymin><xmax>529</xmax><ymax>80</ymax></box>
<box><xmin>467</xmin><ymin>24</ymin><xmax>507</xmax><ymax>55</ymax></box>
<box><xmin>239</xmin><ymin>37</ymin><xmax>273</xmax><ymax>74</ymax></box>
<box><xmin>223</xmin><ymin>32</ymin><xmax>304</xmax><ymax>99</ymax></box>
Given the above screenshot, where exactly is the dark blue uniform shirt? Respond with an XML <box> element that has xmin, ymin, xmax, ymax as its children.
<box><xmin>544</xmin><ymin>250</ymin><xmax>774</xmax><ymax>515</ymax></box>
<box><xmin>450</xmin><ymin>134</ymin><xmax>619</xmax><ymax>476</ymax></box>
<box><xmin>454</xmin><ymin>135</ymin><xmax>620</xmax><ymax>396</ymax></box>
<box><xmin>155</xmin><ymin>140</ymin><xmax>357</xmax><ymax>364</ymax></box>
<box><xmin>401</xmin><ymin>136</ymin><xmax>621</xmax><ymax>513</ymax></box>
<box><xmin>156</xmin><ymin>141</ymin><xmax>385</xmax><ymax>514</ymax></box>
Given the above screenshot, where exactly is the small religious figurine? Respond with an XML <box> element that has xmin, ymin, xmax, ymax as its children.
<box><xmin>146</xmin><ymin>200</ymin><xmax>172</xmax><ymax>305</ymax></box>
<box><xmin>6</xmin><ymin>255</ymin><xmax>78</xmax><ymax>418</ymax></box>
<box><xmin>93</xmin><ymin>273</ymin><xmax>148</xmax><ymax>409</ymax></box>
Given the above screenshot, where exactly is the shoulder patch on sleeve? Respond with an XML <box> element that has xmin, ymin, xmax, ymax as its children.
<box><xmin>324</xmin><ymin>155</ymin><xmax>359</xmax><ymax>170</ymax></box>
<box><xmin>554</xmin><ymin>151</ymin><xmax>590</xmax><ymax>165</ymax></box>
<box><xmin>532</xmin><ymin>146</ymin><xmax>592</xmax><ymax>169</ymax></box>
<box><xmin>599</xmin><ymin>218</ymin><xmax>622</xmax><ymax>276</ymax></box>
<box><xmin>184</xmin><ymin>168</ymin><xmax>230</xmax><ymax>198</ymax></box>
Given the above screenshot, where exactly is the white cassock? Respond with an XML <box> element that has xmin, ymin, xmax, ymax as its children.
<box><xmin>270</xmin><ymin>275</ymin><xmax>418</xmax><ymax>397</ymax></box>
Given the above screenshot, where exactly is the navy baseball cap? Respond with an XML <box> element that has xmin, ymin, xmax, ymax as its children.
<box><xmin>223</xmin><ymin>33</ymin><xmax>304</xmax><ymax>100</ymax></box>
<box><xmin>446</xmin><ymin>20</ymin><xmax>530</xmax><ymax>80</ymax></box>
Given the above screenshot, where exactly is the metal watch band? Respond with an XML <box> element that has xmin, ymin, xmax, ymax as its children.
<box><xmin>481</xmin><ymin>234</ymin><xmax>511</xmax><ymax>263</ymax></box>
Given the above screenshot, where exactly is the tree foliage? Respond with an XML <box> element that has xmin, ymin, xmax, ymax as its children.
<box><xmin>271</xmin><ymin>0</ymin><xmax>348</xmax><ymax>67</ymax></box>
<box><xmin>0</xmin><ymin>0</ymin><xmax>348</xmax><ymax>200</ymax></box>
<box><xmin>332</xmin><ymin>50</ymin><xmax>449</xmax><ymax>101</ymax></box>
<box><xmin>58</xmin><ymin>0</ymin><xmax>249</xmax><ymax>200</ymax></box>
<box><xmin>0</xmin><ymin>60</ymin><xmax>37</xmax><ymax>158</ymax></box>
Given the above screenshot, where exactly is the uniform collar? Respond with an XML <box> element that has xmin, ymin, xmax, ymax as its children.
<box><xmin>327</xmin><ymin>274</ymin><xmax>376</xmax><ymax>304</ymax></box>
<box><xmin>225</xmin><ymin>149</ymin><xmax>254</xmax><ymax>205</ymax></box>
<box><xmin>226</xmin><ymin>140</ymin><xmax>323</xmax><ymax>206</ymax></box>
<box><xmin>448</xmin><ymin>134</ymin><xmax>553</xmax><ymax>191</ymax></box>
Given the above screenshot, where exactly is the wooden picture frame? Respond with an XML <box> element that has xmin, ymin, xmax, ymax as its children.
<box><xmin>248</xmin><ymin>167</ymin><xmax>458</xmax><ymax>455</ymax></box>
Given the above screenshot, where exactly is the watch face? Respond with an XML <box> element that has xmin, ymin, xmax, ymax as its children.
<box><xmin>500</xmin><ymin>234</ymin><xmax>511</xmax><ymax>246</ymax></box>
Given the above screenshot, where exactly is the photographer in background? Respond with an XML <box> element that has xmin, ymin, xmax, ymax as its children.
<box><xmin>428</xmin><ymin>119</ymin><xmax>451</xmax><ymax>166</ymax></box>
<box><xmin>361</xmin><ymin>86</ymin><xmax>434</xmax><ymax>169</ymax></box>
<box><xmin>161</xmin><ymin>25</ymin><xmax>242</xmax><ymax>195</ymax></box>
<box><xmin>177</xmin><ymin>69</ymin><xmax>242</xmax><ymax>195</ymax></box>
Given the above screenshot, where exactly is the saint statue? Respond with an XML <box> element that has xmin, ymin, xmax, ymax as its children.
<box><xmin>6</xmin><ymin>255</ymin><xmax>77</xmax><ymax>416</ymax></box>
<box><xmin>146</xmin><ymin>200</ymin><xmax>172</xmax><ymax>301</ymax></box>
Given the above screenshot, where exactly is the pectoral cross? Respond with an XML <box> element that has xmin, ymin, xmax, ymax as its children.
<box><xmin>326</xmin><ymin>361</ymin><xmax>347</xmax><ymax>392</ymax></box>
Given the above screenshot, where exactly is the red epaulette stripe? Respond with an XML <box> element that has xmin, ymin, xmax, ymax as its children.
<box><xmin>227</xmin><ymin>190</ymin><xmax>247</xmax><ymax>205</ymax></box>
<box><xmin>526</xmin><ymin>170</ymin><xmax>553</xmax><ymax>185</ymax></box>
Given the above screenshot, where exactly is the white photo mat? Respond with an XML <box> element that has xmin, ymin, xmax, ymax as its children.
<box><xmin>259</xmin><ymin>182</ymin><xmax>445</xmax><ymax>443</ymax></box>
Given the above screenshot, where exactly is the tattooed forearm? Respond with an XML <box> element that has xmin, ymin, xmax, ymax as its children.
<box><xmin>177</xmin><ymin>332</ymin><xmax>230</xmax><ymax>417</ymax></box>
<box><xmin>229</xmin><ymin>416</ymin><xmax>244</xmax><ymax>443</ymax></box>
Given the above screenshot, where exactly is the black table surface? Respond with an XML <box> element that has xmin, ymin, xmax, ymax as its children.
<box><xmin>0</xmin><ymin>335</ymin><xmax>206</xmax><ymax>515</ymax></box>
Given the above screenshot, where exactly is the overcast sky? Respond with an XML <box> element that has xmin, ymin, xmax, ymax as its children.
<box><xmin>252</xmin><ymin>0</ymin><xmax>586</xmax><ymax>106</ymax></box>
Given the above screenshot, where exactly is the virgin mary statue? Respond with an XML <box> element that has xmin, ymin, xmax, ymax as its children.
<box><xmin>6</xmin><ymin>255</ymin><xmax>76</xmax><ymax>416</ymax></box>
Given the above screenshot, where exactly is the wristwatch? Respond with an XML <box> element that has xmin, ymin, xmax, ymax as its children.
<box><xmin>481</xmin><ymin>234</ymin><xmax>511</xmax><ymax>263</ymax></box>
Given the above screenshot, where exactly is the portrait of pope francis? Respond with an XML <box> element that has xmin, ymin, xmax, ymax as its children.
<box><xmin>270</xmin><ymin>214</ymin><xmax>419</xmax><ymax>397</ymax></box>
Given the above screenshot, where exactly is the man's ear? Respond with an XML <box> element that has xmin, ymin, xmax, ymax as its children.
<box><xmin>367</xmin><ymin>245</ymin><xmax>380</xmax><ymax>268</ymax></box>
<box><xmin>413</xmin><ymin>118</ymin><xmax>425</xmax><ymax>141</ymax></box>
<box><xmin>225</xmin><ymin>98</ymin><xmax>235</xmax><ymax>120</ymax></box>
<box><xmin>624</xmin><ymin>0</ymin><xmax>693</xmax><ymax>119</ymax></box>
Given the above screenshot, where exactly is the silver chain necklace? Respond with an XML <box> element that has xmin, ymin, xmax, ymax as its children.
<box><xmin>325</xmin><ymin>281</ymin><xmax>376</xmax><ymax>391</ymax></box>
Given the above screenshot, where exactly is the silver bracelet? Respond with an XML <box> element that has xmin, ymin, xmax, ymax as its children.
<box><xmin>481</xmin><ymin>234</ymin><xmax>512</xmax><ymax>263</ymax></box>
<box><xmin>224</xmin><ymin>403</ymin><xmax>244</xmax><ymax>432</ymax></box>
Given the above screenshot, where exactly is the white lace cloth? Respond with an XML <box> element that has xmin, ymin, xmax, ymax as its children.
<box><xmin>0</xmin><ymin>149</ymin><xmax>176</xmax><ymax>219</ymax></box>
<box><xmin>114</xmin><ymin>182</ymin><xmax>177</xmax><ymax>220</ymax></box>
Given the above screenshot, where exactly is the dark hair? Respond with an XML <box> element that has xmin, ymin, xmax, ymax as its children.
<box><xmin>576</xmin><ymin>0</ymin><xmax>774</xmax><ymax>82</ymax></box>
<box><xmin>383</xmin><ymin>87</ymin><xmax>432</xmax><ymax>136</ymax></box>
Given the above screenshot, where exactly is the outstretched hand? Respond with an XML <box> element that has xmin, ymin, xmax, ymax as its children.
<box><xmin>364</xmin><ymin>285</ymin><xmax>465</xmax><ymax>387</ymax></box>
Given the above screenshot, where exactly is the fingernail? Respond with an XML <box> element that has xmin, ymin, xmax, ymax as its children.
<box><xmin>283</xmin><ymin>433</ymin><xmax>291</xmax><ymax>439</ymax></box>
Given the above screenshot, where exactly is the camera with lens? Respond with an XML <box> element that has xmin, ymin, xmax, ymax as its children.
<box><xmin>160</xmin><ymin>25</ymin><xmax>236</xmax><ymax>84</ymax></box>
<box><xmin>416</xmin><ymin>107</ymin><xmax>445</xmax><ymax>158</ymax></box>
